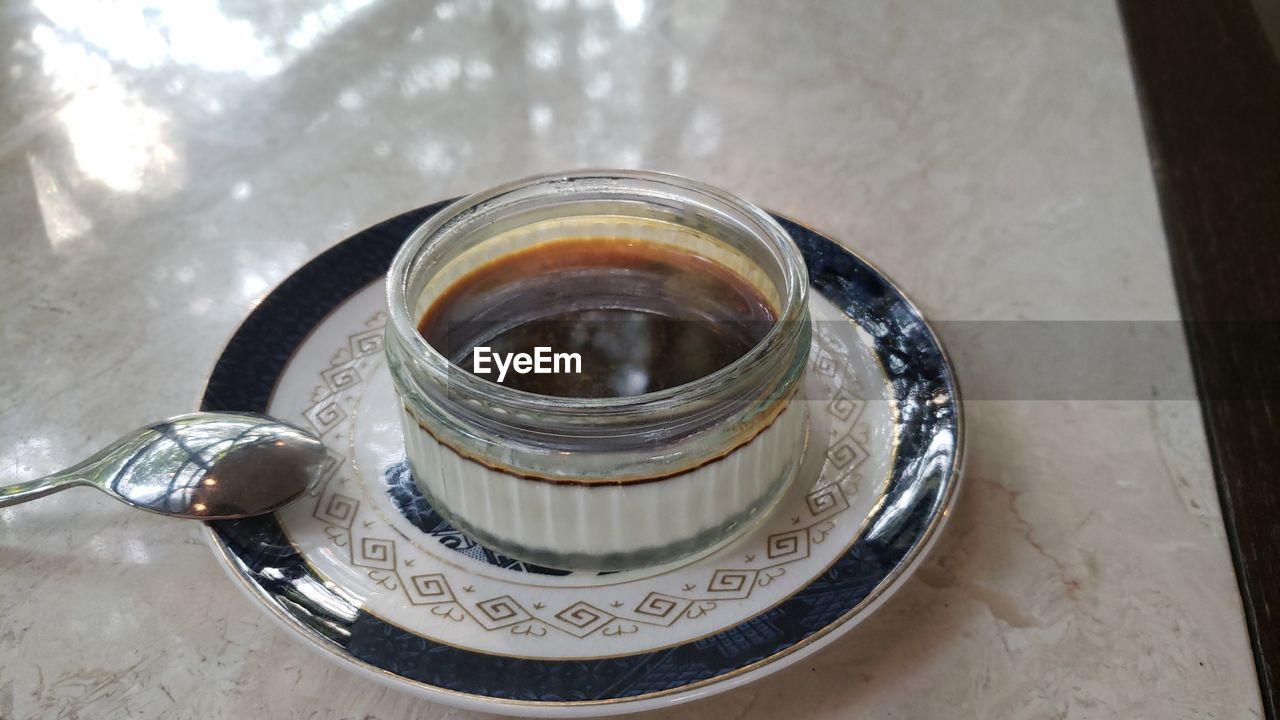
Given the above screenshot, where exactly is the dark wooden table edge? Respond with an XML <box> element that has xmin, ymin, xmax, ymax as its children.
<box><xmin>1116</xmin><ymin>1</ymin><xmax>1280</xmax><ymax>717</ymax></box>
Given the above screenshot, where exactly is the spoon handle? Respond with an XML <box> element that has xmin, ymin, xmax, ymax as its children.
<box><xmin>0</xmin><ymin>472</ymin><xmax>87</xmax><ymax>508</ymax></box>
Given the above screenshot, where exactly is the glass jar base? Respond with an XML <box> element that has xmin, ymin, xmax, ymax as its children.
<box><xmin>408</xmin><ymin>429</ymin><xmax>807</xmax><ymax>573</ymax></box>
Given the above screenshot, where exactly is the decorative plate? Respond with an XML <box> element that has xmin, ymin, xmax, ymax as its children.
<box><xmin>201</xmin><ymin>200</ymin><xmax>962</xmax><ymax>717</ymax></box>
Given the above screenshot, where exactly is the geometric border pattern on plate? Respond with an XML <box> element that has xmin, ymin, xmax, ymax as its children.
<box><xmin>302</xmin><ymin>313</ymin><xmax>868</xmax><ymax>641</ymax></box>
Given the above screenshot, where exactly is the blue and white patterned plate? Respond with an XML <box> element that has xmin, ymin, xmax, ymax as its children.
<box><xmin>201</xmin><ymin>201</ymin><xmax>962</xmax><ymax>717</ymax></box>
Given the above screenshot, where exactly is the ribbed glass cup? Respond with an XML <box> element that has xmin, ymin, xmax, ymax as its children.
<box><xmin>385</xmin><ymin>170</ymin><xmax>811</xmax><ymax>571</ymax></box>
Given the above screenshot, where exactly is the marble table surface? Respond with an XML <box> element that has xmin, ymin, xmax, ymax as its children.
<box><xmin>0</xmin><ymin>0</ymin><xmax>1263</xmax><ymax>717</ymax></box>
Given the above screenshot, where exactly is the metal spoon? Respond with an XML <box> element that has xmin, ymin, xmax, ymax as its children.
<box><xmin>0</xmin><ymin>412</ymin><xmax>327</xmax><ymax>519</ymax></box>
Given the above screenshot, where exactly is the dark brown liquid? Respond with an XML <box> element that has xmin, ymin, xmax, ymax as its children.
<box><xmin>417</xmin><ymin>239</ymin><xmax>776</xmax><ymax>398</ymax></box>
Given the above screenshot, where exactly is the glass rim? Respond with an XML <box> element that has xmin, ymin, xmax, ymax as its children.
<box><xmin>385</xmin><ymin>168</ymin><xmax>809</xmax><ymax>418</ymax></box>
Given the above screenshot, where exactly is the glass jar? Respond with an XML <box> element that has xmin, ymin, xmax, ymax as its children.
<box><xmin>385</xmin><ymin>170</ymin><xmax>811</xmax><ymax>571</ymax></box>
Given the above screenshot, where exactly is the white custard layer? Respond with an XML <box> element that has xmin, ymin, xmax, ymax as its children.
<box><xmin>400</xmin><ymin>399</ymin><xmax>808</xmax><ymax>561</ymax></box>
